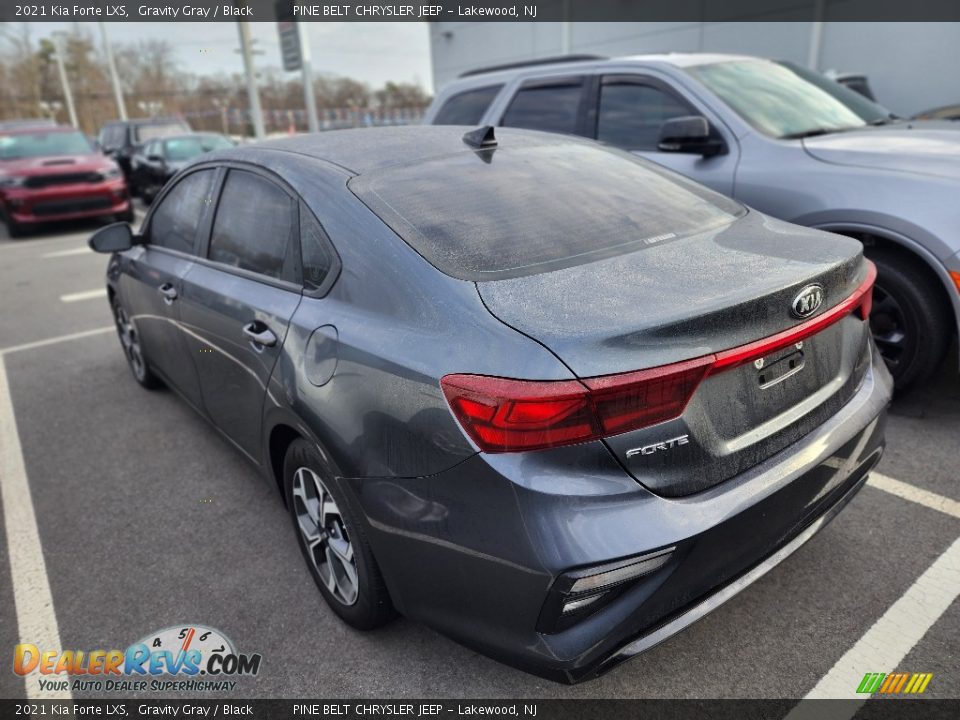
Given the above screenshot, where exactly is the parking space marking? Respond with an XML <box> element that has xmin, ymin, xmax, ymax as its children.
<box><xmin>0</xmin><ymin>358</ymin><xmax>71</xmax><ymax>700</ymax></box>
<box><xmin>60</xmin><ymin>288</ymin><xmax>108</xmax><ymax>303</ymax></box>
<box><xmin>869</xmin><ymin>472</ymin><xmax>960</xmax><ymax>520</ymax></box>
<box><xmin>0</xmin><ymin>327</ymin><xmax>114</xmax><ymax>357</ymax></box>
<box><xmin>788</xmin><ymin>535</ymin><xmax>960</xmax><ymax>713</ymax></box>
<box><xmin>43</xmin><ymin>247</ymin><xmax>92</xmax><ymax>259</ymax></box>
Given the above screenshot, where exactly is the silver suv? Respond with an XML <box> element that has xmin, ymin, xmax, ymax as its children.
<box><xmin>425</xmin><ymin>53</ymin><xmax>960</xmax><ymax>388</ymax></box>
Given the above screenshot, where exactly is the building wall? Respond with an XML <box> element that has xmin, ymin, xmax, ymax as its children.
<box><xmin>429</xmin><ymin>22</ymin><xmax>960</xmax><ymax>116</ymax></box>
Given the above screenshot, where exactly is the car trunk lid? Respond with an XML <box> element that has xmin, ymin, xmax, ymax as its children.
<box><xmin>476</xmin><ymin>212</ymin><xmax>873</xmax><ymax>496</ymax></box>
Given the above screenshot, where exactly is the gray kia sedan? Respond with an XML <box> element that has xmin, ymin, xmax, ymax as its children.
<box><xmin>426</xmin><ymin>53</ymin><xmax>960</xmax><ymax>388</ymax></box>
<box><xmin>90</xmin><ymin>126</ymin><xmax>892</xmax><ymax>682</ymax></box>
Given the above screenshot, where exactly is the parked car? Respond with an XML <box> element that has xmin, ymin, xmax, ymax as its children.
<box><xmin>130</xmin><ymin>133</ymin><xmax>235</xmax><ymax>204</ymax></box>
<box><xmin>823</xmin><ymin>70</ymin><xmax>876</xmax><ymax>100</ymax></box>
<box><xmin>0</xmin><ymin>125</ymin><xmax>131</xmax><ymax>237</ymax></box>
<box><xmin>0</xmin><ymin>118</ymin><xmax>58</xmax><ymax>130</ymax></box>
<box><xmin>89</xmin><ymin>126</ymin><xmax>891</xmax><ymax>683</ymax></box>
<box><xmin>914</xmin><ymin>104</ymin><xmax>960</xmax><ymax>121</ymax></box>
<box><xmin>426</xmin><ymin>53</ymin><xmax>960</xmax><ymax>388</ymax></box>
<box><xmin>97</xmin><ymin>117</ymin><xmax>191</xmax><ymax>186</ymax></box>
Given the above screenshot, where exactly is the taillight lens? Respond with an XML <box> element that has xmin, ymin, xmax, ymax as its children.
<box><xmin>442</xmin><ymin>262</ymin><xmax>876</xmax><ymax>454</ymax></box>
<box><xmin>440</xmin><ymin>358</ymin><xmax>711</xmax><ymax>453</ymax></box>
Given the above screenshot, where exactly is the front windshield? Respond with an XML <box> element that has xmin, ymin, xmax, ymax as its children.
<box><xmin>687</xmin><ymin>60</ymin><xmax>868</xmax><ymax>139</ymax></box>
<box><xmin>777</xmin><ymin>61</ymin><xmax>893</xmax><ymax>124</ymax></box>
<box><xmin>163</xmin><ymin>136</ymin><xmax>232</xmax><ymax>161</ymax></box>
<box><xmin>0</xmin><ymin>130</ymin><xmax>93</xmax><ymax>159</ymax></box>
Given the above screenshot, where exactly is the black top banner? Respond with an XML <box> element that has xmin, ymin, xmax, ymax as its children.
<box><xmin>4</xmin><ymin>0</ymin><xmax>960</xmax><ymax>23</ymax></box>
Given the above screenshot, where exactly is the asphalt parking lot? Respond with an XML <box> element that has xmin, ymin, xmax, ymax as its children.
<box><xmin>0</xmin><ymin>212</ymin><xmax>958</xmax><ymax>701</ymax></box>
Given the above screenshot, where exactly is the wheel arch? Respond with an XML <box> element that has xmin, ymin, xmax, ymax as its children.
<box><xmin>813</xmin><ymin>221</ymin><xmax>960</xmax><ymax>367</ymax></box>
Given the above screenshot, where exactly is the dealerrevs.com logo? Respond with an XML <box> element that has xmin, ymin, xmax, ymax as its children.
<box><xmin>13</xmin><ymin>624</ymin><xmax>261</xmax><ymax>693</ymax></box>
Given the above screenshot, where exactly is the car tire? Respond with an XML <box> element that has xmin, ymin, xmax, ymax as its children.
<box><xmin>3</xmin><ymin>210</ymin><xmax>27</xmax><ymax>238</ymax></box>
<box><xmin>111</xmin><ymin>295</ymin><xmax>161</xmax><ymax>389</ymax></box>
<box><xmin>867</xmin><ymin>249</ymin><xmax>950</xmax><ymax>389</ymax></box>
<box><xmin>283</xmin><ymin>438</ymin><xmax>395</xmax><ymax>630</ymax></box>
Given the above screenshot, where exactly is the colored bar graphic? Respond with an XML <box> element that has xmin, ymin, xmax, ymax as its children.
<box><xmin>856</xmin><ymin>672</ymin><xmax>932</xmax><ymax>694</ymax></box>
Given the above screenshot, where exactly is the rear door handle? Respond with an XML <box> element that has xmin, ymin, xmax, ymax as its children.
<box><xmin>158</xmin><ymin>283</ymin><xmax>178</xmax><ymax>303</ymax></box>
<box><xmin>242</xmin><ymin>321</ymin><xmax>277</xmax><ymax>349</ymax></box>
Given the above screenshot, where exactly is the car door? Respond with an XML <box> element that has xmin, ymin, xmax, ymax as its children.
<box><xmin>177</xmin><ymin>167</ymin><xmax>303</xmax><ymax>462</ymax></box>
<box><xmin>592</xmin><ymin>74</ymin><xmax>738</xmax><ymax>196</ymax></box>
<box><xmin>117</xmin><ymin>168</ymin><xmax>216</xmax><ymax>410</ymax></box>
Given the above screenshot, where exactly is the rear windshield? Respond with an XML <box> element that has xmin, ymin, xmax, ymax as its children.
<box><xmin>350</xmin><ymin>142</ymin><xmax>745</xmax><ymax>281</ymax></box>
<box><xmin>135</xmin><ymin>123</ymin><xmax>189</xmax><ymax>143</ymax></box>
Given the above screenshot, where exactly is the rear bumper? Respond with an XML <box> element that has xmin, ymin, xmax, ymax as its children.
<box><xmin>349</xmin><ymin>349</ymin><xmax>893</xmax><ymax>683</ymax></box>
<box><xmin>2</xmin><ymin>179</ymin><xmax>129</xmax><ymax>224</ymax></box>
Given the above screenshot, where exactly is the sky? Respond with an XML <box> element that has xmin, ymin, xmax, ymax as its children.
<box><xmin>24</xmin><ymin>21</ymin><xmax>434</xmax><ymax>93</ymax></box>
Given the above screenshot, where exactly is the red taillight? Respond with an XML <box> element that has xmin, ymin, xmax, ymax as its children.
<box><xmin>442</xmin><ymin>262</ymin><xmax>876</xmax><ymax>454</ymax></box>
<box><xmin>440</xmin><ymin>358</ymin><xmax>710</xmax><ymax>453</ymax></box>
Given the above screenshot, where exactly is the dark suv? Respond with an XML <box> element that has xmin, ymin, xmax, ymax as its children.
<box><xmin>97</xmin><ymin>118</ymin><xmax>191</xmax><ymax>188</ymax></box>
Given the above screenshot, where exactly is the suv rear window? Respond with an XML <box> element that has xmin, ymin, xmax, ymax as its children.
<box><xmin>135</xmin><ymin>122</ymin><xmax>190</xmax><ymax>143</ymax></box>
<box><xmin>434</xmin><ymin>85</ymin><xmax>502</xmax><ymax>125</ymax></box>
<box><xmin>350</xmin><ymin>141</ymin><xmax>745</xmax><ymax>281</ymax></box>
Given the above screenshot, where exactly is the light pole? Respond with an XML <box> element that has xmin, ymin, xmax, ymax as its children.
<box><xmin>236</xmin><ymin>21</ymin><xmax>265</xmax><ymax>139</ymax></box>
<box><xmin>52</xmin><ymin>32</ymin><xmax>78</xmax><ymax>128</ymax></box>
<box><xmin>38</xmin><ymin>100</ymin><xmax>63</xmax><ymax>121</ymax></box>
<box><xmin>138</xmin><ymin>100</ymin><xmax>163</xmax><ymax>118</ymax></box>
<box><xmin>99</xmin><ymin>22</ymin><xmax>127</xmax><ymax>120</ymax></box>
<box><xmin>298</xmin><ymin>24</ymin><xmax>319</xmax><ymax>133</ymax></box>
<box><xmin>212</xmin><ymin>98</ymin><xmax>230</xmax><ymax>135</ymax></box>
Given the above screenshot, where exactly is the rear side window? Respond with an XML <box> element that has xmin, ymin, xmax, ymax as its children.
<box><xmin>99</xmin><ymin>125</ymin><xmax>125</xmax><ymax>150</ymax></box>
<box><xmin>149</xmin><ymin>169</ymin><xmax>216</xmax><ymax>254</ymax></box>
<box><xmin>433</xmin><ymin>85</ymin><xmax>503</xmax><ymax>125</ymax></box>
<box><xmin>351</xmin><ymin>142</ymin><xmax>745</xmax><ymax>281</ymax></box>
<box><xmin>501</xmin><ymin>78</ymin><xmax>585</xmax><ymax>135</ymax></box>
<box><xmin>300</xmin><ymin>203</ymin><xmax>338</xmax><ymax>293</ymax></box>
<box><xmin>597</xmin><ymin>81</ymin><xmax>693</xmax><ymax>150</ymax></box>
<box><xmin>208</xmin><ymin>170</ymin><xmax>295</xmax><ymax>280</ymax></box>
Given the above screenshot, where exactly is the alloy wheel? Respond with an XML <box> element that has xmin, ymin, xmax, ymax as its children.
<box><xmin>292</xmin><ymin>467</ymin><xmax>359</xmax><ymax>606</ymax></box>
<box><xmin>113</xmin><ymin>301</ymin><xmax>147</xmax><ymax>382</ymax></box>
<box><xmin>869</xmin><ymin>284</ymin><xmax>908</xmax><ymax>370</ymax></box>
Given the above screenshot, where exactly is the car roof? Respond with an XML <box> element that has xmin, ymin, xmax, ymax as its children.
<box><xmin>213</xmin><ymin>125</ymin><xmax>595</xmax><ymax>176</ymax></box>
<box><xmin>0</xmin><ymin>124</ymin><xmax>78</xmax><ymax>136</ymax></box>
<box><xmin>156</xmin><ymin>132</ymin><xmax>226</xmax><ymax>142</ymax></box>
<box><xmin>102</xmin><ymin>118</ymin><xmax>188</xmax><ymax>127</ymax></box>
<box><xmin>445</xmin><ymin>52</ymin><xmax>762</xmax><ymax>86</ymax></box>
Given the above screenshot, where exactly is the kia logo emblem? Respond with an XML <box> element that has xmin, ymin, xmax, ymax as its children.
<box><xmin>791</xmin><ymin>284</ymin><xmax>824</xmax><ymax>319</ymax></box>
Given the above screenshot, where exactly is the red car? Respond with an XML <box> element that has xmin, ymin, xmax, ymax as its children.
<box><xmin>0</xmin><ymin>125</ymin><xmax>132</xmax><ymax>237</ymax></box>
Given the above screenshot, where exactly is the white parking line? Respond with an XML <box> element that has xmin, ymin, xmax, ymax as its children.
<box><xmin>869</xmin><ymin>472</ymin><xmax>960</xmax><ymax>519</ymax></box>
<box><xmin>43</xmin><ymin>247</ymin><xmax>91</xmax><ymax>259</ymax></box>
<box><xmin>0</xmin><ymin>358</ymin><xmax>71</xmax><ymax>700</ymax></box>
<box><xmin>60</xmin><ymin>288</ymin><xmax>107</xmax><ymax>303</ymax></box>
<box><xmin>0</xmin><ymin>327</ymin><xmax>114</xmax><ymax>357</ymax></box>
<box><xmin>787</xmin><ymin>535</ymin><xmax>960</xmax><ymax>714</ymax></box>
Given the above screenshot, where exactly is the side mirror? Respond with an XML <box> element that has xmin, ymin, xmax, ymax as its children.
<box><xmin>89</xmin><ymin>222</ymin><xmax>134</xmax><ymax>253</ymax></box>
<box><xmin>657</xmin><ymin>116</ymin><xmax>725</xmax><ymax>157</ymax></box>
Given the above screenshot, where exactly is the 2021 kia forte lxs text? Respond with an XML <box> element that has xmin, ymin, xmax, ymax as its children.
<box><xmin>90</xmin><ymin>126</ymin><xmax>892</xmax><ymax>682</ymax></box>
